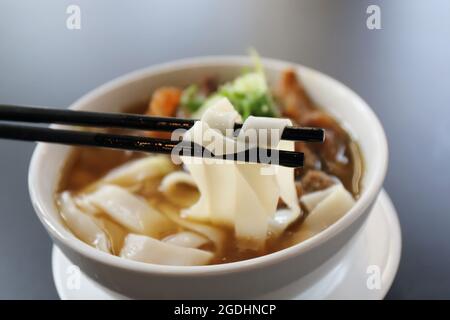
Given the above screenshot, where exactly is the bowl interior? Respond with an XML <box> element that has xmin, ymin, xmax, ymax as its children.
<box><xmin>29</xmin><ymin>56</ymin><xmax>387</xmax><ymax>272</ymax></box>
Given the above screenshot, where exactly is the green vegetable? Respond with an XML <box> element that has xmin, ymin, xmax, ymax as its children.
<box><xmin>189</xmin><ymin>49</ymin><xmax>280</xmax><ymax>119</ymax></box>
<box><xmin>217</xmin><ymin>71</ymin><xmax>277</xmax><ymax>119</ymax></box>
<box><xmin>180</xmin><ymin>85</ymin><xmax>206</xmax><ymax>113</ymax></box>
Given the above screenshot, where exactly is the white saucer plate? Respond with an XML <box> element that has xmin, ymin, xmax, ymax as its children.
<box><xmin>52</xmin><ymin>189</ymin><xmax>401</xmax><ymax>300</ymax></box>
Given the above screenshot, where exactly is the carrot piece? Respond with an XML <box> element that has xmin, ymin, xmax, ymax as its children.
<box><xmin>147</xmin><ymin>87</ymin><xmax>182</xmax><ymax>117</ymax></box>
<box><xmin>146</xmin><ymin>87</ymin><xmax>182</xmax><ymax>139</ymax></box>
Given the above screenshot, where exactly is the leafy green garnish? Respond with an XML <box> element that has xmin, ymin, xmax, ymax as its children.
<box><xmin>180</xmin><ymin>85</ymin><xmax>206</xmax><ymax>113</ymax></box>
<box><xmin>217</xmin><ymin>74</ymin><xmax>276</xmax><ymax>119</ymax></box>
<box><xmin>185</xmin><ymin>49</ymin><xmax>279</xmax><ymax>119</ymax></box>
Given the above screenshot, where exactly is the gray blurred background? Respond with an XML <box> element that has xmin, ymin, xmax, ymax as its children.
<box><xmin>0</xmin><ymin>0</ymin><xmax>449</xmax><ymax>299</ymax></box>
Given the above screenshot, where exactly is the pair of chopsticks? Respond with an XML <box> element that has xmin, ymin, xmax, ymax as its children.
<box><xmin>0</xmin><ymin>105</ymin><xmax>325</xmax><ymax>168</ymax></box>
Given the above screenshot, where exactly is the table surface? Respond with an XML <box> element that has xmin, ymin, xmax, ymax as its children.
<box><xmin>0</xmin><ymin>0</ymin><xmax>449</xmax><ymax>299</ymax></box>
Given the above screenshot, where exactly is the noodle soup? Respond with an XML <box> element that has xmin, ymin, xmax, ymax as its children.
<box><xmin>56</xmin><ymin>66</ymin><xmax>363</xmax><ymax>266</ymax></box>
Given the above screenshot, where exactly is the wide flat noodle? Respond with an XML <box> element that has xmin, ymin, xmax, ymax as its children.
<box><xmin>158</xmin><ymin>171</ymin><xmax>196</xmax><ymax>193</ymax></box>
<box><xmin>73</xmin><ymin>194</ymin><xmax>102</xmax><ymax>216</ymax></box>
<box><xmin>157</xmin><ymin>202</ymin><xmax>225</xmax><ymax>253</ymax></box>
<box><xmin>238</xmin><ymin>116</ymin><xmax>292</xmax><ymax>148</ymax></box>
<box><xmin>242</xmin><ymin>120</ymin><xmax>301</xmax><ymax>237</ymax></box>
<box><xmin>301</xmin><ymin>184</ymin><xmax>340</xmax><ymax>212</ymax></box>
<box><xmin>120</xmin><ymin>234</ymin><xmax>213</xmax><ymax>266</ymax></box>
<box><xmin>162</xmin><ymin>231</ymin><xmax>209</xmax><ymax>248</ymax></box>
<box><xmin>85</xmin><ymin>185</ymin><xmax>173</xmax><ymax>237</ymax></box>
<box><xmin>201</xmin><ymin>98</ymin><xmax>241</xmax><ymax>136</ymax></box>
<box><xmin>233</xmin><ymin>164</ymin><xmax>277</xmax><ymax>250</ymax></box>
<box><xmin>181</xmin><ymin>120</ymin><xmax>240</xmax><ymax>225</ymax></box>
<box><xmin>58</xmin><ymin>192</ymin><xmax>110</xmax><ymax>252</ymax></box>
<box><xmin>302</xmin><ymin>184</ymin><xmax>355</xmax><ymax>232</ymax></box>
<box><xmin>265</xmin><ymin>140</ymin><xmax>301</xmax><ymax>238</ymax></box>
<box><xmin>241</xmin><ymin>118</ymin><xmax>301</xmax><ymax>217</ymax></box>
<box><xmin>158</xmin><ymin>171</ymin><xmax>199</xmax><ymax>208</ymax></box>
<box><xmin>100</xmin><ymin>218</ymin><xmax>127</xmax><ymax>255</ymax></box>
<box><xmin>274</xmin><ymin>140</ymin><xmax>301</xmax><ymax>216</ymax></box>
<box><xmin>269</xmin><ymin>208</ymin><xmax>298</xmax><ymax>237</ymax></box>
<box><xmin>92</xmin><ymin>155</ymin><xmax>176</xmax><ymax>190</ymax></box>
<box><xmin>180</xmin><ymin>98</ymin><xmax>300</xmax><ymax>250</ymax></box>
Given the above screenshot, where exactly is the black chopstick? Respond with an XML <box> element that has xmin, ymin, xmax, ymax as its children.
<box><xmin>0</xmin><ymin>123</ymin><xmax>304</xmax><ymax>168</ymax></box>
<box><xmin>0</xmin><ymin>105</ymin><xmax>324</xmax><ymax>142</ymax></box>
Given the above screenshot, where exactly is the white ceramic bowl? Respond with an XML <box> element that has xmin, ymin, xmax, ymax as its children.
<box><xmin>29</xmin><ymin>56</ymin><xmax>388</xmax><ymax>299</ymax></box>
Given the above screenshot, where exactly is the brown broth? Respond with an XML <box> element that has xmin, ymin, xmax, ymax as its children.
<box><xmin>57</xmin><ymin>101</ymin><xmax>363</xmax><ymax>264</ymax></box>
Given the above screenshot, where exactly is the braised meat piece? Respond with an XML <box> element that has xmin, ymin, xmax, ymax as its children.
<box><xmin>275</xmin><ymin>69</ymin><xmax>315</xmax><ymax>123</ymax></box>
<box><xmin>200</xmin><ymin>76</ymin><xmax>218</xmax><ymax>96</ymax></box>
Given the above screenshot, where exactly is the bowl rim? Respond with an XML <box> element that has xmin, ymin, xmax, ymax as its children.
<box><xmin>28</xmin><ymin>55</ymin><xmax>388</xmax><ymax>276</ymax></box>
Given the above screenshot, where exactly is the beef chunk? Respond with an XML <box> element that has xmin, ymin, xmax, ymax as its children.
<box><xmin>301</xmin><ymin>111</ymin><xmax>351</xmax><ymax>177</ymax></box>
<box><xmin>275</xmin><ymin>69</ymin><xmax>315</xmax><ymax>123</ymax></box>
<box><xmin>201</xmin><ymin>76</ymin><xmax>219</xmax><ymax>96</ymax></box>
